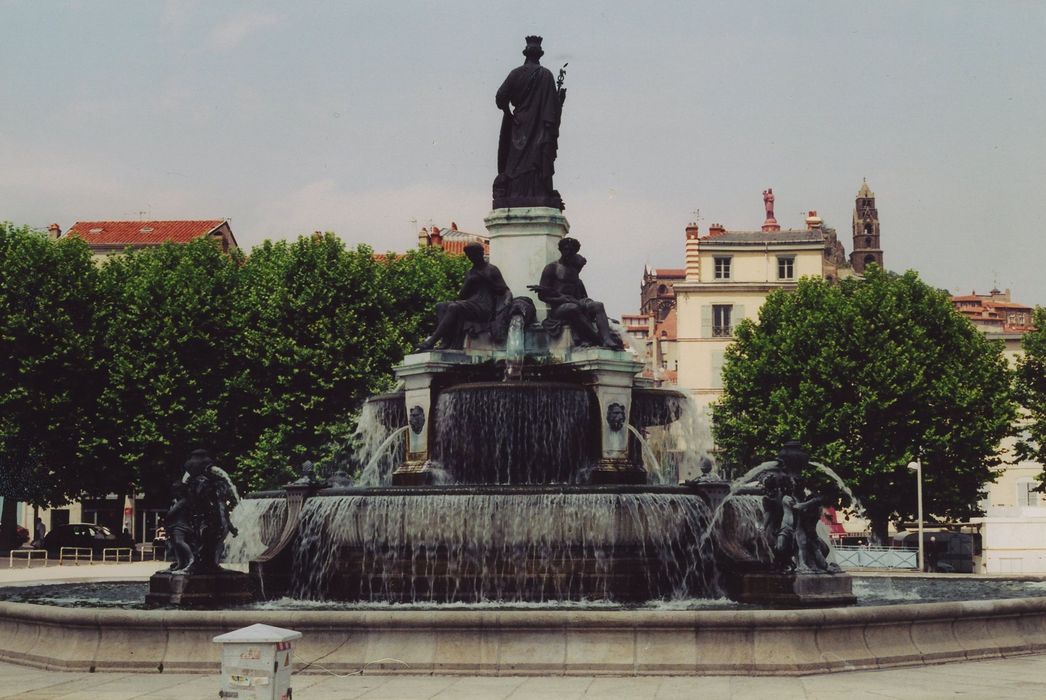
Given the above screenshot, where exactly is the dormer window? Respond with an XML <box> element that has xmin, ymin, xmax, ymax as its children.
<box><xmin>714</xmin><ymin>256</ymin><xmax>732</xmax><ymax>280</ymax></box>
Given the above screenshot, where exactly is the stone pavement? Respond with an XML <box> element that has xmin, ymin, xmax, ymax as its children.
<box><xmin>2</xmin><ymin>654</ymin><xmax>1046</xmax><ymax>699</ymax></box>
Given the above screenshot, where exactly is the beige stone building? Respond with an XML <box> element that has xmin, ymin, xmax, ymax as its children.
<box><xmin>673</xmin><ymin>213</ymin><xmax>847</xmax><ymax>411</ymax></box>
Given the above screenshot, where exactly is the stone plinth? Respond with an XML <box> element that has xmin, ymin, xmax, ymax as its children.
<box><xmin>485</xmin><ymin>207</ymin><xmax>569</xmax><ymax>319</ymax></box>
<box><xmin>734</xmin><ymin>572</ymin><xmax>856</xmax><ymax>608</ymax></box>
<box><xmin>145</xmin><ymin>569</ymin><xmax>253</xmax><ymax>608</ymax></box>
<box><xmin>571</xmin><ymin>348</ymin><xmax>646</xmax><ymax>484</ymax></box>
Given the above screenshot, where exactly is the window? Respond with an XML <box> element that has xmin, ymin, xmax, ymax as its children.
<box><xmin>712</xmin><ymin>304</ymin><xmax>732</xmax><ymax>337</ymax></box>
<box><xmin>713</xmin><ymin>256</ymin><xmax>731</xmax><ymax>280</ymax></box>
<box><xmin>777</xmin><ymin>256</ymin><xmax>795</xmax><ymax>280</ymax></box>
<box><xmin>1018</xmin><ymin>480</ymin><xmax>1040</xmax><ymax>507</ymax></box>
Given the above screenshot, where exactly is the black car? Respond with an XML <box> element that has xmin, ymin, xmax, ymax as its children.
<box><xmin>41</xmin><ymin>523</ymin><xmax>135</xmax><ymax>558</ymax></box>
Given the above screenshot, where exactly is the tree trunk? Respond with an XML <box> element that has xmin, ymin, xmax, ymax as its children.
<box><xmin>0</xmin><ymin>497</ymin><xmax>19</xmax><ymax>551</ymax></box>
<box><xmin>869</xmin><ymin>516</ymin><xmax>890</xmax><ymax>546</ymax></box>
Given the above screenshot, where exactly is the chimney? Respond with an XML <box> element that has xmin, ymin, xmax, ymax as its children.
<box><xmin>805</xmin><ymin>211</ymin><xmax>823</xmax><ymax>230</ymax></box>
<box><xmin>684</xmin><ymin>222</ymin><xmax>701</xmax><ymax>281</ymax></box>
<box><xmin>450</xmin><ymin>221</ymin><xmax>458</xmax><ymax>231</ymax></box>
<box><xmin>47</xmin><ymin>223</ymin><xmax>62</xmax><ymax>239</ymax></box>
<box><xmin>708</xmin><ymin>223</ymin><xmax>726</xmax><ymax>237</ymax></box>
<box><xmin>429</xmin><ymin>226</ymin><xmax>443</xmax><ymax>248</ymax></box>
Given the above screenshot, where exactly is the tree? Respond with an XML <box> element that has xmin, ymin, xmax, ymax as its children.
<box><xmin>379</xmin><ymin>246</ymin><xmax>470</xmax><ymax>352</ymax></box>
<box><xmin>713</xmin><ymin>267</ymin><xmax>1017</xmax><ymax>542</ymax></box>
<box><xmin>228</xmin><ymin>234</ymin><xmax>404</xmax><ymax>489</ymax></box>
<box><xmin>1015</xmin><ymin>307</ymin><xmax>1046</xmax><ymax>478</ymax></box>
<box><xmin>92</xmin><ymin>239</ymin><xmax>242</xmax><ymax>501</ymax></box>
<box><xmin>0</xmin><ymin>223</ymin><xmax>101</xmax><ymax>546</ymax></box>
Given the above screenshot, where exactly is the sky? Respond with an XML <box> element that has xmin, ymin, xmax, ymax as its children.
<box><xmin>3</xmin><ymin>1</ymin><xmax>1044</xmax><ymax>316</ymax></box>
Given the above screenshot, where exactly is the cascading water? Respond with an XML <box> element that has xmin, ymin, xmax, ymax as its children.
<box><xmin>354</xmin><ymin>395</ymin><xmax>407</xmax><ymax>486</ymax></box>
<box><xmin>626</xmin><ymin>424</ymin><xmax>665</xmax><ymax>483</ymax></box>
<box><xmin>431</xmin><ymin>382</ymin><xmax>598</xmax><ymax>484</ymax></box>
<box><xmin>287</xmin><ymin>490</ymin><xmax>720</xmax><ymax>603</ymax></box>
<box><xmin>225</xmin><ymin>497</ymin><xmax>288</xmax><ymax>563</ymax></box>
<box><xmin>630</xmin><ymin>392</ymin><xmax>715</xmax><ymax>483</ymax></box>
<box><xmin>504</xmin><ymin>314</ymin><xmax>526</xmax><ymax>381</ymax></box>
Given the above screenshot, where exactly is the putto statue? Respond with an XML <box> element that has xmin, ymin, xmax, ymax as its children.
<box><xmin>529</xmin><ymin>237</ymin><xmax>623</xmax><ymax>350</ymax></box>
<box><xmin>164</xmin><ymin>449</ymin><xmax>240</xmax><ymax>574</ymax></box>
<box><xmin>417</xmin><ymin>242</ymin><xmax>513</xmax><ymax>351</ymax></box>
<box><xmin>756</xmin><ymin>441</ymin><xmax>839</xmax><ymax>574</ymax></box>
<box><xmin>492</xmin><ymin>35</ymin><xmax>567</xmax><ymax>210</ymax></box>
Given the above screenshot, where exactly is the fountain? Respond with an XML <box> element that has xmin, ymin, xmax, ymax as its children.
<box><xmin>240</xmin><ymin>36</ymin><xmax>853</xmax><ymax>609</ymax></box>
<box><xmin>4</xmin><ymin>37</ymin><xmax>1046</xmax><ymax>678</ymax></box>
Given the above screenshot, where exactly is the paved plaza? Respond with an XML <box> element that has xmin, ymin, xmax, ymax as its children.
<box><xmin>1</xmin><ymin>654</ymin><xmax>1046</xmax><ymax>699</ymax></box>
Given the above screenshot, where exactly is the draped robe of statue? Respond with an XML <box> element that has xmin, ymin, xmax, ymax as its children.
<box><xmin>494</xmin><ymin>59</ymin><xmax>564</xmax><ymax>209</ymax></box>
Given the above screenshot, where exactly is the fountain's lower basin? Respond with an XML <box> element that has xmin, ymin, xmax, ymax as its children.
<box><xmin>2</xmin><ymin>586</ymin><xmax>1046</xmax><ymax>675</ymax></box>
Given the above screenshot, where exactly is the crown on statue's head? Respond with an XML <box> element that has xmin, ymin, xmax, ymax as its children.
<box><xmin>523</xmin><ymin>35</ymin><xmax>544</xmax><ymax>56</ymax></box>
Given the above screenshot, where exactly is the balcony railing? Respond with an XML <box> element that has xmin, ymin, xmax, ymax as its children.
<box><xmin>712</xmin><ymin>325</ymin><xmax>732</xmax><ymax>337</ymax></box>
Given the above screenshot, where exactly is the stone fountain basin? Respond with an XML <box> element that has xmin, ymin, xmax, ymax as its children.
<box><xmin>2</xmin><ymin>594</ymin><xmax>1046</xmax><ymax>675</ymax></box>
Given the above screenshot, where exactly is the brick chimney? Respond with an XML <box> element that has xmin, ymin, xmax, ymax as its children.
<box><xmin>450</xmin><ymin>221</ymin><xmax>458</xmax><ymax>231</ymax></box>
<box><xmin>429</xmin><ymin>226</ymin><xmax>443</xmax><ymax>248</ymax></box>
<box><xmin>707</xmin><ymin>223</ymin><xmax>726</xmax><ymax>237</ymax></box>
<box><xmin>47</xmin><ymin>223</ymin><xmax>62</xmax><ymax>240</ymax></box>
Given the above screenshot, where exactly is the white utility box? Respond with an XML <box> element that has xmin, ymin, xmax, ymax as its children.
<box><xmin>213</xmin><ymin>623</ymin><xmax>302</xmax><ymax>700</ymax></box>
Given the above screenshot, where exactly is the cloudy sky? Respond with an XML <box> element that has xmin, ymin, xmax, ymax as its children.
<box><xmin>3</xmin><ymin>1</ymin><xmax>1043</xmax><ymax>315</ymax></box>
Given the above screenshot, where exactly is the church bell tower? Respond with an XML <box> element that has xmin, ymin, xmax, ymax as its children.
<box><xmin>851</xmin><ymin>180</ymin><xmax>883</xmax><ymax>273</ymax></box>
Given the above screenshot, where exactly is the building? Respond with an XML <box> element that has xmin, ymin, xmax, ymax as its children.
<box><xmin>850</xmin><ymin>180</ymin><xmax>883</xmax><ymax>273</ymax></box>
<box><xmin>60</xmin><ymin>219</ymin><xmax>238</xmax><ymax>259</ymax></box>
<box><xmin>622</xmin><ymin>186</ymin><xmax>871</xmax><ymax>395</ymax></box>
<box><xmin>416</xmin><ymin>222</ymin><xmax>490</xmax><ymax>256</ymax></box>
<box><xmin>951</xmin><ymin>288</ymin><xmax>1036</xmax><ymax>335</ymax></box>
<box><xmin>959</xmin><ymin>289</ymin><xmax>1043</xmax><ymax>573</ymax></box>
<box><xmin>639</xmin><ymin>187</ymin><xmax>867</xmax><ymax>411</ymax></box>
<box><xmin>631</xmin><ymin>267</ymin><xmax>686</xmax><ymax>382</ymax></box>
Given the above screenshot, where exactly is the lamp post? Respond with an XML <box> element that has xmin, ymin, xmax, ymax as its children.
<box><xmin>908</xmin><ymin>460</ymin><xmax>924</xmax><ymax>572</ymax></box>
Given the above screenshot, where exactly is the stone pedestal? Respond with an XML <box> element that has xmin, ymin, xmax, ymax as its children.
<box><xmin>571</xmin><ymin>348</ymin><xmax>647</xmax><ymax>484</ymax></box>
<box><xmin>485</xmin><ymin>207</ymin><xmax>569</xmax><ymax>319</ymax></box>
<box><xmin>734</xmin><ymin>571</ymin><xmax>857</xmax><ymax>608</ymax></box>
<box><xmin>145</xmin><ymin>569</ymin><xmax>253</xmax><ymax>607</ymax></box>
<box><xmin>392</xmin><ymin>351</ymin><xmax>476</xmax><ymax>485</ymax></box>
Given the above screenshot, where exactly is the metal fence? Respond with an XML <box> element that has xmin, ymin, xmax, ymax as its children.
<box><xmin>833</xmin><ymin>545</ymin><xmax>918</xmax><ymax>570</ymax></box>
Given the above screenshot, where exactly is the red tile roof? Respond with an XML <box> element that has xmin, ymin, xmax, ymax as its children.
<box><xmin>66</xmin><ymin>220</ymin><xmax>228</xmax><ymax>246</ymax></box>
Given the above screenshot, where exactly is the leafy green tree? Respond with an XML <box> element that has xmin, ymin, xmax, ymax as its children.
<box><xmin>713</xmin><ymin>267</ymin><xmax>1017</xmax><ymax>542</ymax></box>
<box><xmin>0</xmin><ymin>223</ymin><xmax>101</xmax><ymax>545</ymax></box>
<box><xmin>228</xmin><ymin>234</ymin><xmax>403</xmax><ymax>489</ymax></box>
<box><xmin>1015</xmin><ymin>307</ymin><xmax>1046</xmax><ymax>477</ymax></box>
<box><xmin>92</xmin><ymin>239</ymin><xmax>241</xmax><ymax>501</ymax></box>
<box><xmin>379</xmin><ymin>246</ymin><xmax>470</xmax><ymax>353</ymax></box>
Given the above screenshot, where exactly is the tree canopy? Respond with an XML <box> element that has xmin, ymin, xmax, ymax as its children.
<box><xmin>1015</xmin><ymin>307</ymin><xmax>1046</xmax><ymax>479</ymax></box>
<box><xmin>0</xmin><ymin>225</ymin><xmax>469</xmax><ymax>516</ymax></box>
<box><xmin>0</xmin><ymin>223</ymin><xmax>101</xmax><ymax>545</ymax></box>
<box><xmin>713</xmin><ymin>267</ymin><xmax>1017</xmax><ymax>541</ymax></box>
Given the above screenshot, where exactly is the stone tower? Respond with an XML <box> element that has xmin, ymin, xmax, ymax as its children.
<box><xmin>851</xmin><ymin>180</ymin><xmax>883</xmax><ymax>273</ymax></box>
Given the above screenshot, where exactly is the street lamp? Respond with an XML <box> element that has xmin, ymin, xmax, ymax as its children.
<box><xmin>908</xmin><ymin>460</ymin><xmax>924</xmax><ymax>572</ymax></box>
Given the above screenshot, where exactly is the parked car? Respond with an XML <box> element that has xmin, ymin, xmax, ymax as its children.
<box><xmin>0</xmin><ymin>525</ymin><xmax>30</xmax><ymax>550</ymax></box>
<box><xmin>41</xmin><ymin>523</ymin><xmax>134</xmax><ymax>557</ymax></box>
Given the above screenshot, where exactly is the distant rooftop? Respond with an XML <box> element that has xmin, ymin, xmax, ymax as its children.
<box><xmin>65</xmin><ymin>220</ymin><xmax>236</xmax><ymax>248</ymax></box>
<box><xmin>700</xmin><ymin>229</ymin><xmax>825</xmax><ymax>245</ymax></box>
